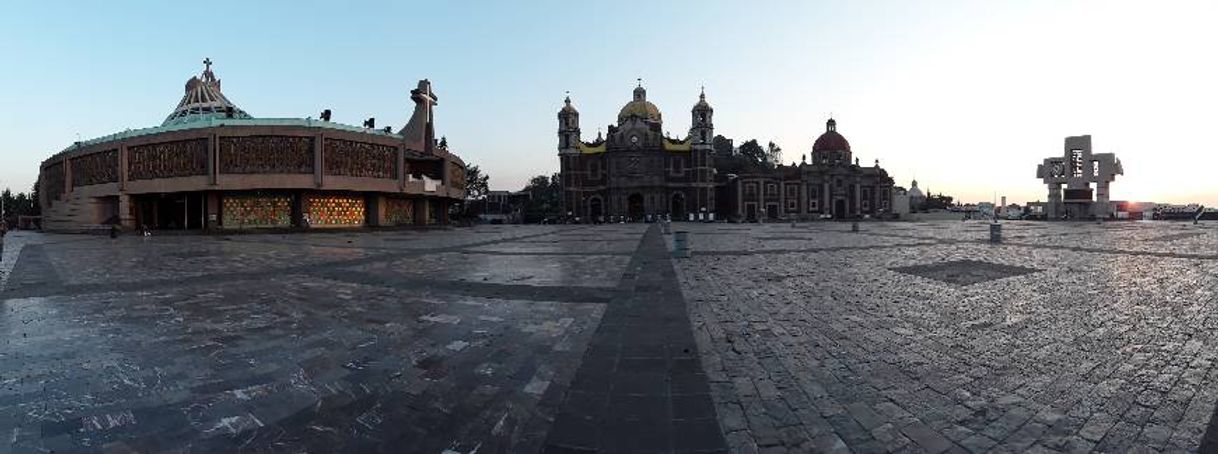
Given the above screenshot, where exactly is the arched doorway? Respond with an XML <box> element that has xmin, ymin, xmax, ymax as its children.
<box><xmin>627</xmin><ymin>193</ymin><xmax>645</xmax><ymax>221</ymax></box>
<box><xmin>833</xmin><ymin>199</ymin><xmax>847</xmax><ymax>220</ymax></box>
<box><xmin>670</xmin><ymin>193</ymin><xmax>685</xmax><ymax>220</ymax></box>
<box><xmin>589</xmin><ymin>197</ymin><xmax>603</xmax><ymax>222</ymax></box>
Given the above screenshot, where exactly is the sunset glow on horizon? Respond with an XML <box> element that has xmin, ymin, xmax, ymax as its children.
<box><xmin>2</xmin><ymin>1</ymin><xmax>1215</xmax><ymax>206</ymax></box>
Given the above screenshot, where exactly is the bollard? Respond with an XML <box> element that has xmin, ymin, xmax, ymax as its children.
<box><xmin>851</xmin><ymin>221</ymin><xmax>859</xmax><ymax>232</ymax></box>
<box><xmin>673</xmin><ymin>231</ymin><xmax>691</xmax><ymax>258</ymax></box>
<box><xmin>990</xmin><ymin>222</ymin><xmax>1002</xmax><ymax>243</ymax></box>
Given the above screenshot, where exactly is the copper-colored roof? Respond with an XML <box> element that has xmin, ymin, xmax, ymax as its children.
<box><xmin>812</xmin><ymin>118</ymin><xmax>850</xmax><ymax>152</ymax></box>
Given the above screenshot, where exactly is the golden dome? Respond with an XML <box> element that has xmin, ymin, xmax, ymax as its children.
<box><xmin>618</xmin><ymin>100</ymin><xmax>662</xmax><ymax>123</ymax></box>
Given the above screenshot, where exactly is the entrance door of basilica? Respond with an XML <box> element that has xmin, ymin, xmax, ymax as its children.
<box><xmin>589</xmin><ymin>198</ymin><xmax>603</xmax><ymax>221</ymax></box>
<box><xmin>670</xmin><ymin>193</ymin><xmax>685</xmax><ymax>220</ymax></box>
<box><xmin>834</xmin><ymin>199</ymin><xmax>847</xmax><ymax>220</ymax></box>
<box><xmin>627</xmin><ymin>194</ymin><xmax>645</xmax><ymax>221</ymax></box>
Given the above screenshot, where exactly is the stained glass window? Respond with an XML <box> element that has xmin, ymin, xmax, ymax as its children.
<box><xmin>222</xmin><ymin>195</ymin><xmax>292</xmax><ymax>228</ymax></box>
<box><xmin>305</xmin><ymin>195</ymin><xmax>365</xmax><ymax>226</ymax></box>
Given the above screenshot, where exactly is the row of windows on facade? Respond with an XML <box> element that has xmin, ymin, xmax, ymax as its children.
<box><xmin>760</xmin><ymin>198</ymin><xmax>888</xmax><ymax>213</ymax></box>
<box><xmin>744</xmin><ymin>182</ymin><xmax>889</xmax><ymax>201</ymax></box>
<box><xmin>577</xmin><ymin>156</ymin><xmax>707</xmax><ymax>175</ymax></box>
<box><xmin>744</xmin><ymin>181</ymin><xmax>885</xmax><ymax>195</ymax></box>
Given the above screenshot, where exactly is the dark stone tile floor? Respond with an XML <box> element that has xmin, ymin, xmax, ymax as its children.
<box><xmin>5</xmin><ymin>221</ymin><xmax>1218</xmax><ymax>453</ymax></box>
<box><xmin>544</xmin><ymin>226</ymin><xmax>725</xmax><ymax>453</ymax></box>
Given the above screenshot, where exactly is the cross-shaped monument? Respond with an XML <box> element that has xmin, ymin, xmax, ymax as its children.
<box><xmin>1035</xmin><ymin>135</ymin><xmax>1123</xmax><ymax>220</ymax></box>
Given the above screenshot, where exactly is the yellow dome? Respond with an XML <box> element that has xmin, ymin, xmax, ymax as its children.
<box><xmin>618</xmin><ymin>100</ymin><xmax>662</xmax><ymax>123</ymax></box>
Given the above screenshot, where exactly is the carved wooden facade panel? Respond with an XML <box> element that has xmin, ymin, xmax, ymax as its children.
<box><xmin>323</xmin><ymin>139</ymin><xmax>396</xmax><ymax>179</ymax></box>
<box><xmin>71</xmin><ymin>149</ymin><xmax>119</xmax><ymax>187</ymax></box>
<box><xmin>43</xmin><ymin>162</ymin><xmax>65</xmax><ymax>203</ymax></box>
<box><xmin>129</xmin><ymin>139</ymin><xmax>208</xmax><ymax>180</ymax></box>
<box><xmin>220</xmin><ymin>136</ymin><xmax>314</xmax><ymax>174</ymax></box>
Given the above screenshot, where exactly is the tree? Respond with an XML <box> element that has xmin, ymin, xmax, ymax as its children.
<box><xmin>712</xmin><ymin>135</ymin><xmax>734</xmax><ymax>156</ymax></box>
<box><xmin>1</xmin><ymin>188</ymin><xmax>11</xmax><ymax>218</ymax></box>
<box><xmin>737</xmin><ymin>139</ymin><xmax>769</xmax><ymax>169</ymax></box>
<box><xmin>923</xmin><ymin>193</ymin><xmax>955</xmax><ymax>210</ymax></box>
<box><xmin>766</xmin><ymin>141</ymin><xmax>783</xmax><ymax>167</ymax></box>
<box><xmin>463</xmin><ymin>164</ymin><xmax>490</xmax><ymax>201</ymax></box>
<box><xmin>29</xmin><ymin>180</ymin><xmax>40</xmax><ymax>216</ymax></box>
<box><xmin>522</xmin><ymin>173</ymin><xmax>563</xmax><ymax>223</ymax></box>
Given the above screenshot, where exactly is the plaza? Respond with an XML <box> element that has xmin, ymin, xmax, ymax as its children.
<box><xmin>2</xmin><ymin>221</ymin><xmax>1218</xmax><ymax>453</ymax></box>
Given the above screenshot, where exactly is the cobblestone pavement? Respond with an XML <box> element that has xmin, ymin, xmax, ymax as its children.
<box><xmin>0</xmin><ymin>225</ymin><xmax>670</xmax><ymax>453</ymax></box>
<box><xmin>673</xmin><ymin>220</ymin><xmax>1218</xmax><ymax>453</ymax></box>
<box><xmin>3</xmin><ymin>221</ymin><xmax>1218</xmax><ymax>453</ymax></box>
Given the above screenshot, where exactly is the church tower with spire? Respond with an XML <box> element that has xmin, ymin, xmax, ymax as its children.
<box><xmin>690</xmin><ymin>87</ymin><xmax>713</xmax><ymax>146</ymax></box>
<box><xmin>555</xmin><ymin>82</ymin><xmax>717</xmax><ymax>222</ymax></box>
<box><xmin>557</xmin><ymin>94</ymin><xmax>580</xmax><ymax>155</ymax></box>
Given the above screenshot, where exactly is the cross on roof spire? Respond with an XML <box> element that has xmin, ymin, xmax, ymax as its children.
<box><xmin>203</xmin><ymin>58</ymin><xmax>212</xmax><ymax>72</ymax></box>
<box><xmin>637</xmin><ymin>78</ymin><xmax>642</xmax><ymax>87</ymax></box>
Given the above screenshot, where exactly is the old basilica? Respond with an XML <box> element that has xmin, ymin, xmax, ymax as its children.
<box><xmin>558</xmin><ymin>84</ymin><xmax>894</xmax><ymax>221</ymax></box>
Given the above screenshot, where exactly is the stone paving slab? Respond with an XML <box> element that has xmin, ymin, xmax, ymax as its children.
<box><xmin>544</xmin><ymin>225</ymin><xmax>726</xmax><ymax>453</ymax></box>
<box><xmin>4</xmin><ymin>221</ymin><xmax>1218</xmax><ymax>453</ymax></box>
<box><xmin>1</xmin><ymin>274</ymin><xmax>603</xmax><ymax>453</ymax></box>
<box><xmin>346</xmin><ymin>252</ymin><xmax>633</xmax><ymax>289</ymax></box>
<box><xmin>672</xmin><ymin>221</ymin><xmax>1218</xmax><ymax>453</ymax></box>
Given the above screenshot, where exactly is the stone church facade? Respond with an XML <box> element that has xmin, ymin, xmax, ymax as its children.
<box><xmin>557</xmin><ymin>84</ymin><xmax>895</xmax><ymax>222</ymax></box>
<box><xmin>557</xmin><ymin>85</ymin><xmax>715</xmax><ymax>221</ymax></box>
<box><xmin>726</xmin><ymin>119</ymin><xmax>895</xmax><ymax>221</ymax></box>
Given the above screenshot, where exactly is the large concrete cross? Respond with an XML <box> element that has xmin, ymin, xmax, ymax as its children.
<box><xmin>1035</xmin><ymin>135</ymin><xmax>1123</xmax><ymax>219</ymax></box>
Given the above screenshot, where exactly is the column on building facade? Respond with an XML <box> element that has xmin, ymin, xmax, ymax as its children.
<box><xmin>853</xmin><ymin>182</ymin><xmax>861</xmax><ymax>217</ymax></box>
<box><xmin>822</xmin><ymin>182</ymin><xmax>830</xmax><ymax>215</ymax></box>
<box><xmin>62</xmin><ymin>157</ymin><xmax>72</xmax><ymax>197</ymax></box>
<box><xmin>119</xmin><ymin>195</ymin><xmax>135</xmax><ymax>229</ymax></box>
<box><xmin>396</xmin><ymin>146</ymin><xmax>406</xmax><ymax>191</ymax></box>
<box><xmin>779</xmin><ymin>181</ymin><xmax>786</xmax><ymax>218</ymax></box>
<box><xmin>313</xmin><ymin>133</ymin><xmax>324</xmax><ymax>188</ymax></box>
<box><xmin>208</xmin><ymin>134</ymin><xmax>218</xmax><ymax>186</ymax></box>
<box><xmin>118</xmin><ymin>145</ymin><xmax>129</xmax><ymax>191</ymax></box>
<box><xmin>118</xmin><ymin>144</ymin><xmax>133</xmax><ymax>228</ymax></box>
<box><xmin>750</xmin><ymin>181</ymin><xmax>760</xmax><ymax>215</ymax></box>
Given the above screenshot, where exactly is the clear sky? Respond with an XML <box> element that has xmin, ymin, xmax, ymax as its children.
<box><xmin>2</xmin><ymin>1</ymin><xmax>1215</xmax><ymax>206</ymax></box>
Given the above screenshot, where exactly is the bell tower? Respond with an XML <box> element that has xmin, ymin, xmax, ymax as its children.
<box><xmin>690</xmin><ymin>86</ymin><xmax>714</xmax><ymax>146</ymax></box>
<box><xmin>557</xmin><ymin>94</ymin><xmax>580</xmax><ymax>155</ymax></box>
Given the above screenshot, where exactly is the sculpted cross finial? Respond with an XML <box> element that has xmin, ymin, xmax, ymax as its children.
<box><xmin>203</xmin><ymin>58</ymin><xmax>212</xmax><ymax>71</ymax></box>
<box><xmin>637</xmin><ymin>78</ymin><xmax>642</xmax><ymax>87</ymax></box>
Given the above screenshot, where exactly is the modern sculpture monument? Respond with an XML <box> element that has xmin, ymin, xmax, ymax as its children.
<box><xmin>1036</xmin><ymin>135</ymin><xmax>1123</xmax><ymax>220</ymax></box>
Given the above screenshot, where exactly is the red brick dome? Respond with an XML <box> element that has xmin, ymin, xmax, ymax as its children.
<box><xmin>812</xmin><ymin>118</ymin><xmax>850</xmax><ymax>152</ymax></box>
